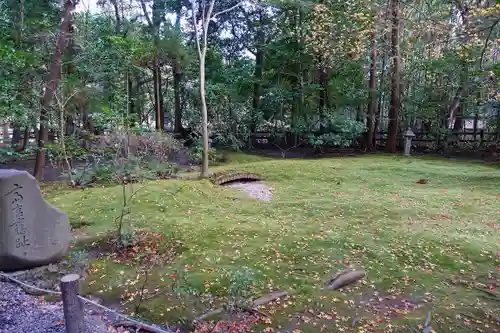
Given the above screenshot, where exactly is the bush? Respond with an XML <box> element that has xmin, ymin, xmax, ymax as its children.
<box><xmin>68</xmin><ymin>132</ymin><xmax>183</xmax><ymax>186</ymax></box>
<box><xmin>189</xmin><ymin>137</ymin><xmax>226</xmax><ymax>165</ymax></box>
<box><xmin>0</xmin><ymin>147</ymin><xmax>28</xmax><ymax>163</ymax></box>
<box><xmin>307</xmin><ymin>114</ymin><xmax>365</xmax><ymax>149</ymax></box>
<box><xmin>46</xmin><ymin>136</ymin><xmax>88</xmax><ymax>167</ymax></box>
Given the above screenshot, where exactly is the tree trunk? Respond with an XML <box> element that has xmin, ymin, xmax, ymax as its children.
<box><xmin>81</xmin><ymin>107</ymin><xmax>93</xmax><ymax>149</ymax></box>
<box><xmin>128</xmin><ymin>75</ymin><xmax>136</xmax><ymax>127</ymax></box>
<box><xmin>373</xmin><ymin>51</ymin><xmax>387</xmax><ymax>149</ymax></box>
<box><xmin>65</xmin><ymin>115</ymin><xmax>74</xmax><ymax>136</ymax></box>
<box><xmin>252</xmin><ymin>11</ymin><xmax>264</xmax><ymax>134</ymax></box>
<box><xmin>173</xmin><ymin>66</ymin><xmax>183</xmax><ymax>134</ymax></box>
<box><xmin>385</xmin><ymin>0</ymin><xmax>400</xmax><ymax>153</ymax></box>
<box><xmin>48</xmin><ymin>129</ymin><xmax>56</xmax><ymax>142</ymax></box>
<box><xmin>21</xmin><ymin>127</ymin><xmax>29</xmax><ymax>151</ymax></box>
<box><xmin>453</xmin><ymin>103</ymin><xmax>464</xmax><ymax>132</ymax></box>
<box><xmin>33</xmin><ymin>0</ymin><xmax>75</xmax><ymax>180</ymax></box>
<box><xmin>366</xmin><ymin>26</ymin><xmax>378</xmax><ymax>151</ymax></box>
<box><xmin>473</xmin><ymin>111</ymin><xmax>478</xmax><ymax>139</ymax></box>
<box><xmin>173</xmin><ymin>0</ymin><xmax>183</xmax><ymax>135</ymax></box>
<box><xmin>11</xmin><ymin>125</ymin><xmax>21</xmax><ymax>146</ymax></box>
<box><xmin>448</xmin><ymin>3</ymin><xmax>470</xmax><ymax>129</ymax></box>
<box><xmin>318</xmin><ymin>67</ymin><xmax>329</xmax><ymax>112</ymax></box>
<box><xmin>153</xmin><ymin>61</ymin><xmax>164</xmax><ymax>131</ymax></box>
<box><xmin>199</xmin><ymin>59</ymin><xmax>209</xmax><ymax>178</ymax></box>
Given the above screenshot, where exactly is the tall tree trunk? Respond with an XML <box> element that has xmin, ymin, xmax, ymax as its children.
<box><xmin>373</xmin><ymin>50</ymin><xmax>387</xmax><ymax>149</ymax></box>
<box><xmin>318</xmin><ymin>67</ymin><xmax>329</xmax><ymax>112</ymax></box>
<box><xmin>65</xmin><ymin>115</ymin><xmax>74</xmax><ymax>136</ymax></box>
<box><xmin>173</xmin><ymin>66</ymin><xmax>183</xmax><ymax>133</ymax></box>
<box><xmin>110</xmin><ymin>0</ymin><xmax>121</xmax><ymax>32</ymax></box>
<box><xmin>153</xmin><ymin>61</ymin><xmax>164</xmax><ymax>131</ymax></box>
<box><xmin>448</xmin><ymin>2</ymin><xmax>469</xmax><ymax>129</ymax></box>
<box><xmin>81</xmin><ymin>107</ymin><xmax>93</xmax><ymax>148</ymax></box>
<box><xmin>385</xmin><ymin>0</ymin><xmax>400</xmax><ymax>153</ymax></box>
<box><xmin>21</xmin><ymin>127</ymin><xmax>29</xmax><ymax>151</ymax></box>
<box><xmin>140</xmin><ymin>0</ymin><xmax>165</xmax><ymax>131</ymax></box>
<box><xmin>453</xmin><ymin>103</ymin><xmax>464</xmax><ymax>132</ymax></box>
<box><xmin>366</xmin><ymin>25</ymin><xmax>378</xmax><ymax>151</ymax></box>
<box><xmin>447</xmin><ymin>84</ymin><xmax>466</xmax><ymax>129</ymax></box>
<box><xmin>191</xmin><ymin>0</ymin><xmax>242</xmax><ymax>178</ymax></box>
<box><xmin>33</xmin><ymin>0</ymin><xmax>76</xmax><ymax>180</ymax></box>
<box><xmin>48</xmin><ymin>129</ymin><xmax>56</xmax><ymax>143</ymax></box>
<box><xmin>128</xmin><ymin>76</ymin><xmax>138</xmax><ymax>126</ymax></box>
<box><xmin>11</xmin><ymin>125</ymin><xmax>21</xmax><ymax>146</ymax></box>
<box><xmin>199</xmin><ymin>59</ymin><xmax>209</xmax><ymax>178</ymax></box>
<box><xmin>252</xmin><ymin>9</ymin><xmax>265</xmax><ymax>134</ymax></box>
<box><xmin>173</xmin><ymin>0</ymin><xmax>183</xmax><ymax>134</ymax></box>
<box><xmin>473</xmin><ymin>111</ymin><xmax>478</xmax><ymax>139</ymax></box>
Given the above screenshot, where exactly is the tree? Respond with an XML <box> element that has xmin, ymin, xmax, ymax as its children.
<box><xmin>190</xmin><ymin>0</ymin><xmax>244</xmax><ymax>178</ymax></box>
<box><xmin>33</xmin><ymin>0</ymin><xmax>78</xmax><ymax>180</ymax></box>
<box><xmin>365</xmin><ymin>8</ymin><xmax>380</xmax><ymax>151</ymax></box>
<box><xmin>385</xmin><ymin>0</ymin><xmax>400</xmax><ymax>153</ymax></box>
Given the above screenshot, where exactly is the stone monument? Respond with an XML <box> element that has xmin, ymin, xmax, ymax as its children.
<box><xmin>0</xmin><ymin>169</ymin><xmax>70</xmax><ymax>271</ymax></box>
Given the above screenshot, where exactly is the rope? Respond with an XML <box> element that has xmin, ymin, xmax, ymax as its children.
<box><xmin>0</xmin><ymin>272</ymin><xmax>172</xmax><ymax>333</ymax></box>
<box><xmin>0</xmin><ymin>272</ymin><xmax>61</xmax><ymax>295</ymax></box>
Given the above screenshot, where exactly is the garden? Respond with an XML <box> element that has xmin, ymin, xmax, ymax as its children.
<box><xmin>39</xmin><ymin>151</ymin><xmax>499</xmax><ymax>333</ymax></box>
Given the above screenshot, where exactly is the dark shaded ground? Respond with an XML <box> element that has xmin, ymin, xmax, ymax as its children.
<box><xmin>1</xmin><ymin>146</ymin><xmax>498</xmax><ymax>182</ymax></box>
<box><xmin>246</xmin><ymin>146</ymin><xmax>500</xmax><ymax>163</ymax></box>
<box><xmin>0</xmin><ymin>157</ymin><xmax>67</xmax><ymax>182</ymax></box>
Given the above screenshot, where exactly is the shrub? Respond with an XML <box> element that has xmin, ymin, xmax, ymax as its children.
<box><xmin>307</xmin><ymin>114</ymin><xmax>365</xmax><ymax>149</ymax></box>
<box><xmin>46</xmin><ymin>136</ymin><xmax>88</xmax><ymax>167</ymax></box>
<box><xmin>190</xmin><ymin>137</ymin><xmax>226</xmax><ymax>165</ymax></box>
<box><xmin>0</xmin><ymin>147</ymin><xmax>27</xmax><ymax>163</ymax></box>
<box><xmin>69</xmin><ymin>132</ymin><xmax>183</xmax><ymax>186</ymax></box>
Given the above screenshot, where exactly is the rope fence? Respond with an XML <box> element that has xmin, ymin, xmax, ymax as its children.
<box><xmin>0</xmin><ymin>271</ymin><xmax>172</xmax><ymax>333</ymax></box>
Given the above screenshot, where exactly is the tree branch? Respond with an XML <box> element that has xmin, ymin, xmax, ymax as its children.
<box><xmin>212</xmin><ymin>1</ymin><xmax>245</xmax><ymax>19</ymax></box>
<box><xmin>139</xmin><ymin>0</ymin><xmax>153</xmax><ymax>28</ymax></box>
<box><xmin>480</xmin><ymin>17</ymin><xmax>500</xmax><ymax>70</ymax></box>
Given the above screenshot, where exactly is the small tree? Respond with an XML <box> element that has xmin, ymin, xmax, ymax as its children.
<box><xmin>190</xmin><ymin>0</ymin><xmax>244</xmax><ymax>178</ymax></box>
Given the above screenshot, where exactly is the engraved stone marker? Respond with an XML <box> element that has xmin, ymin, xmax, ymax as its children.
<box><xmin>0</xmin><ymin>169</ymin><xmax>70</xmax><ymax>271</ymax></box>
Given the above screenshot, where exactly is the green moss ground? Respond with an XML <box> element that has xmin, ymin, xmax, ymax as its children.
<box><xmin>45</xmin><ymin>154</ymin><xmax>499</xmax><ymax>332</ymax></box>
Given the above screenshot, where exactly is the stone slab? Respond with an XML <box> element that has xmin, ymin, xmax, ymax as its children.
<box><xmin>0</xmin><ymin>169</ymin><xmax>70</xmax><ymax>271</ymax></box>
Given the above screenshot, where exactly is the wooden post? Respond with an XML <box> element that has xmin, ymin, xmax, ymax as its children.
<box><xmin>60</xmin><ymin>274</ymin><xmax>85</xmax><ymax>333</ymax></box>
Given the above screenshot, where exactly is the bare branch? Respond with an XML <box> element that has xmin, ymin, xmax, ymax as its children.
<box><xmin>212</xmin><ymin>1</ymin><xmax>245</xmax><ymax>19</ymax></box>
<box><xmin>61</xmin><ymin>89</ymin><xmax>80</xmax><ymax>109</ymax></box>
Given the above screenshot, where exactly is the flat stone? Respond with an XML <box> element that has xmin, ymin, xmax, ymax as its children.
<box><xmin>0</xmin><ymin>169</ymin><xmax>70</xmax><ymax>271</ymax></box>
<box><xmin>252</xmin><ymin>290</ymin><xmax>288</xmax><ymax>306</ymax></box>
<box><xmin>325</xmin><ymin>270</ymin><xmax>366</xmax><ymax>290</ymax></box>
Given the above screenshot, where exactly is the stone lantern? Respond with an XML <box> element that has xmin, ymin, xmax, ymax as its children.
<box><xmin>403</xmin><ymin>127</ymin><xmax>416</xmax><ymax>156</ymax></box>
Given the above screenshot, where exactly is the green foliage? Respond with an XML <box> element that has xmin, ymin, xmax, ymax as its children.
<box><xmin>307</xmin><ymin>114</ymin><xmax>366</xmax><ymax>148</ymax></box>
<box><xmin>226</xmin><ymin>267</ymin><xmax>259</xmax><ymax>305</ymax></box>
<box><xmin>46</xmin><ymin>136</ymin><xmax>88</xmax><ymax>163</ymax></box>
<box><xmin>0</xmin><ymin>147</ymin><xmax>28</xmax><ymax>163</ymax></box>
<box><xmin>0</xmin><ymin>0</ymin><xmax>497</xmax><ymax>176</ymax></box>
<box><xmin>68</xmin><ymin>133</ymin><xmax>183</xmax><ymax>186</ymax></box>
<box><xmin>190</xmin><ymin>137</ymin><xmax>224</xmax><ymax>165</ymax></box>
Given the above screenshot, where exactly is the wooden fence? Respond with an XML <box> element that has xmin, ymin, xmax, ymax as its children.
<box><xmin>250</xmin><ymin>130</ymin><xmax>499</xmax><ymax>150</ymax></box>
